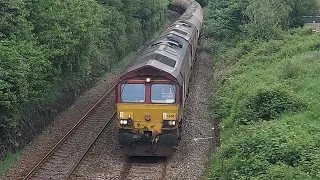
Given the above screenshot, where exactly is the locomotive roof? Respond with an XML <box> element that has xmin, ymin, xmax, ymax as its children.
<box><xmin>119</xmin><ymin>0</ymin><xmax>203</xmax><ymax>86</ymax></box>
<box><xmin>160</xmin><ymin>20</ymin><xmax>197</xmax><ymax>45</ymax></box>
<box><xmin>120</xmin><ymin>34</ymin><xmax>189</xmax><ymax>85</ymax></box>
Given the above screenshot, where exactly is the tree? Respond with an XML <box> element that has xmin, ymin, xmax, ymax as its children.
<box><xmin>245</xmin><ymin>0</ymin><xmax>291</xmax><ymax>40</ymax></box>
<box><xmin>285</xmin><ymin>0</ymin><xmax>318</xmax><ymax>27</ymax></box>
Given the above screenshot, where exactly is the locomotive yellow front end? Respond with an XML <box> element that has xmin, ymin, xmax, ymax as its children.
<box><xmin>116</xmin><ymin>77</ymin><xmax>181</xmax><ymax>156</ymax></box>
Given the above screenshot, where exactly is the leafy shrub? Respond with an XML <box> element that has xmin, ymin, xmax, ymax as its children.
<box><xmin>239</xmin><ymin>90</ymin><xmax>306</xmax><ymax>124</ymax></box>
<box><xmin>207</xmin><ymin>36</ymin><xmax>320</xmax><ymax>180</ymax></box>
<box><xmin>253</xmin><ymin>163</ymin><xmax>313</xmax><ymax>180</ymax></box>
<box><xmin>207</xmin><ymin>118</ymin><xmax>320</xmax><ymax>179</ymax></box>
<box><xmin>281</xmin><ymin>61</ymin><xmax>306</xmax><ymax>79</ymax></box>
<box><xmin>212</xmin><ymin>32</ymin><xmax>320</xmax><ymax>127</ymax></box>
<box><xmin>205</xmin><ymin>0</ymin><xmax>320</xmax><ymax>179</ymax></box>
<box><xmin>204</xmin><ymin>0</ymin><xmax>318</xmax><ymax>41</ymax></box>
<box><xmin>204</xmin><ymin>0</ymin><xmax>249</xmax><ymax>40</ymax></box>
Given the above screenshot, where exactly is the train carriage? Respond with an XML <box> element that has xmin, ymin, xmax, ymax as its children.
<box><xmin>116</xmin><ymin>0</ymin><xmax>203</xmax><ymax>156</ymax></box>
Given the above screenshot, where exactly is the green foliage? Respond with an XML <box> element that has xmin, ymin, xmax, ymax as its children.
<box><xmin>207</xmin><ymin>117</ymin><xmax>320</xmax><ymax>179</ymax></box>
<box><xmin>0</xmin><ymin>151</ymin><xmax>21</xmax><ymax>178</ymax></box>
<box><xmin>0</xmin><ymin>0</ymin><xmax>33</xmax><ymax>40</ymax></box>
<box><xmin>281</xmin><ymin>60</ymin><xmax>306</xmax><ymax>79</ymax></box>
<box><xmin>239</xmin><ymin>90</ymin><xmax>305</xmax><ymax>124</ymax></box>
<box><xmin>206</xmin><ymin>30</ymin><xmax>320</xmax><ymax>179</ymax></box>
<box><xmin>204</xmin><ymin>0</ymin><xmax>249</xmax><ymax>40</ymax></box>
<box><xmin>0</xmin><ymin>39</ymin><xmax>50</xmax><ymax>128</ymax></box>
<box><xmin>244</xmin><ymin>0</ymin><xmax>291</xmax><ymax>40</ymax></box>
<box><xmin>254</xmin><ymin>163</ymin><xmax>314</xmax><ymax>180</ymax></box>
<box><xmin>285</xmin><ymin>0</ymin><xmax>318</xmax><ymax>27</ymax></box>
<box><xmin>26</xmin><ymin>0</ymin><xmax>107</xmax><ymax>76</ymax></box>
<box><xmin>0</xmin><ymin>1</ymin><xmax>51</xmax><ymax>152</ymax></box>
<box><xmin>204</xmin><ymin>0</ymin><xmax>318</xmax><ymax>41</ymax></box>
<box><xmin>0</xmin><ymin>0</ymin><xmax>169</xmax><ymax>160</ymax></box>
<box><xmin>204</xmin><ymin>0</ymin><xmax>320</xmax><ymax>178</ymax></box>
<box><xmin>214</xmin><ymin>30</ymin><xmax>319</xmax><ymax>126</ymax></box>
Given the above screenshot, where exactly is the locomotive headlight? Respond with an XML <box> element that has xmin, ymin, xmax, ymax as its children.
<box><xmin>120</xmin><ymin>120</ymin><xmax>128</xmax><ymax>125</ymax></box>
<box><xmin>168</xmin><ymin>120</ymin><xmax>176</xmax><ymax>126</ymax></box>
<box><xmin>146</xmin><ymin>77</ymin><xmax>151</xmax><ymax>83</ymax></box>
<box><xmin>169</xmin><ymin>121</ymin><xmax>176</xmax><ymax>126</ymax></box>
<box><xmin>163</xmin><ymin>120</ymin><xmax>176</xmax><ymax>128</ymax></box>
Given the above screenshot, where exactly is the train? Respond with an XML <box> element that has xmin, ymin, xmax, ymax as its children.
<box><xmin>115</xmin><ymin>0</ymin><xmax>203</xmax><ymax>156</ymax></box>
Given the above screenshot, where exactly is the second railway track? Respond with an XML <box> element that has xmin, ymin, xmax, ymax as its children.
<box><xmin>23</xmin><ymin>86</ymin><xmax>117</xmax><ymax>180</ymax></box>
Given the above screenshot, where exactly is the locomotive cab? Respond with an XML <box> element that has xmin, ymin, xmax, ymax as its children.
<box><xmin>116</xmin><ymin>69</ymin><xmax>182</xmax><ymax>156</ymax></box>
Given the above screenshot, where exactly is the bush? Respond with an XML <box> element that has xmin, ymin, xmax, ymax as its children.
<box><xmin>206</xmin><ymin>24</ymin><xmax>320</xmax><ymax>179</ymax></box>
<box><xmin>239</xmin><ymin>90</ymin><xmax>305</xmax><ymax>124</ymax></box>
<box><xmin>207</xmin><ymin>117</ymin><xmax>320</xmax><ymax>179</ymax></box>
<box><xmin>205</xmin><ymin>0</ymin><xmax>320</xmax><ymax>178</ymax></box>
<box><xmin>281</xmin><ymin>60</ymin><xmax>306</xmax><ymax>79</ymax></box>
<box><xmin>204</xmin><ymin>0</ymin><xmax>318</xmax><ymax>41</ymax></box>
<box><xmin>254</xmin><ymin>163</ymin><xmax>313</xmax><ymax>180</ymax></box>
<box><xmin>214</xmin><ymin>32</ymin><xmax>320</xmax><ymax>127</ymax></box>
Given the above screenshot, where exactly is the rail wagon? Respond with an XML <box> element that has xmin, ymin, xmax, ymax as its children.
<box><xmin>116</xmin><ymin>0</ymin><xmax>203</xmax><ymax>156</ymax></box>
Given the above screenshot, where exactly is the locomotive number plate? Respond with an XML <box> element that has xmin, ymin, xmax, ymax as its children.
<box><xmin>119</xmin><ymin>112</ymin><xmax>133</xmax><ymax>119</ymax></box>
<box><xmin>163</xmin><ymin>113</ymin><xmax>176</xmax><ymax>120</ymax></box>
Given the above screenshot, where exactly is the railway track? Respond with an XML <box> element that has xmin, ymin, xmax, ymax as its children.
<box><xmin>23</xmin><ymin>86</ymin><xmax>117</xmax><ymax>180</ymax></box>
<box><xmin>120</xmin><ymin>157</ymin><xmax>167</xmax><ymax>180</ymax></box>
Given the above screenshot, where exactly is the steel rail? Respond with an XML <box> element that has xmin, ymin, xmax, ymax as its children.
<box><xmin>23</xmin><ymin>85</ymin><xmax>116</xmax><ymax>180</ymax></box>
<box><xmin>66</xmin><ymin>111</ymin><xmax>117</xmax><ymax>179</ymax></box>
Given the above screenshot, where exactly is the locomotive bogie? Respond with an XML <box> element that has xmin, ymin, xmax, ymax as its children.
<box><xmin>118</xmin><ymin>129</ymin><xmax>180</xmax><ymax>156</ymax></box>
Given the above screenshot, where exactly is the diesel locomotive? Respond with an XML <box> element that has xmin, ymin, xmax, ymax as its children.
<box><xmin>116</xmin><ymin>0</ymin><xmax>203</xmax><ymax>156</ymax></box>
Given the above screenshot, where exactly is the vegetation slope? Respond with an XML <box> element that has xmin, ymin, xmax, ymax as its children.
<box><xmin>204</xmin><ymin>0</ymin><xmax>320</xmax><ymax>179</ymax></box>
<box><xmin>0</xmin><ymin>0</ymin><xmax>170</xmax><ymax>160</ymax></box>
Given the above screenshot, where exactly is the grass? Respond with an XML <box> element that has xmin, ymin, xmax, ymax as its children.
<box><xmin>205</xmin><ymin>29</ymin><xmax>320</xmax><ymax>179</ymax></box>
<box><xmin>0</xmin><ymin>152</ymin><xmax>21</xmax><ymax>179</ymax></box>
